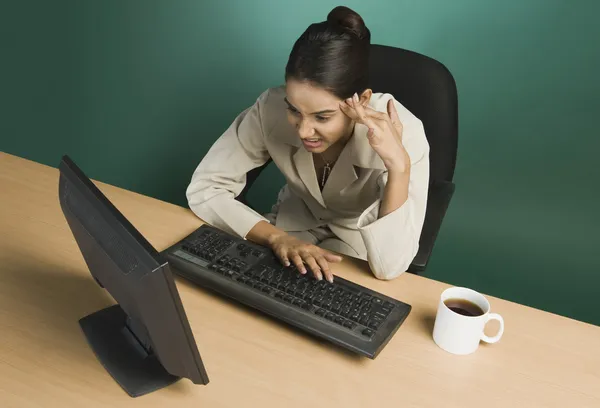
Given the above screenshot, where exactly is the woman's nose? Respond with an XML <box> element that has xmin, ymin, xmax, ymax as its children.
<box><xmin>297</xmin><ymin>120</ymin><xmax>315</xmax><ymax>138</ymax></box>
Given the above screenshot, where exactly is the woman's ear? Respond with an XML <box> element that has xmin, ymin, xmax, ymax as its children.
<box><xmin>359</xmin><ymin>89</ymin><xmax>373</xmax><ymax>107</ymax></box>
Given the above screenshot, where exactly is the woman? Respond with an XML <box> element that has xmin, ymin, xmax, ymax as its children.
<box><xmin>186</xmin><ymin>6</ymin><xmax>430</xmax><ymax>282</ymax></box>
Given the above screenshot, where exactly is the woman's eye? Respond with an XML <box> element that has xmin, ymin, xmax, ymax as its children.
<box><xmin>315</xmin><ymin>116</ymin><xmax>329</xmax><ymax>122</ymax></box>
<box><xmin>286</xmin><ymin>107</ymin><xmax>300</xmax><ymax>115</ymax></box>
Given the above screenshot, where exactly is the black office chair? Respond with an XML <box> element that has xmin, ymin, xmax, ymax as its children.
<box><xmin>239</xmin><ymin>44</ymin><xmax>458</xmax><ymax>274</ymax></box>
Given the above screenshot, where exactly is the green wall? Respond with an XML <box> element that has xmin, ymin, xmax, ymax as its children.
<box><xmin>3</xmin><ymin>1</ymin><xmax>599</xmax><ymax>325</ymax></box>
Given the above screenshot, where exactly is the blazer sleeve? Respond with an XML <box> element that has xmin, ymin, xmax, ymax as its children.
<box><xmin>356</xmin><ymin>115</ymin><xmax>430</xmax><ymax>280</ymax></box>
<box><xmin>186</xmin><ymin>90</ymin><xmax>272</xmax><ymax>239</ymax></box>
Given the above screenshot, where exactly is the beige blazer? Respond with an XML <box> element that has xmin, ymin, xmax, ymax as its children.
<box><xmin>186</xmin><ymin>87</ymin><xmax>430</xmax><ymax>279</ymax></box>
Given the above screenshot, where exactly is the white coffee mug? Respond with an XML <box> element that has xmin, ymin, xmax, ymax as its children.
<box><xmin>432</xmin><ymin>287</ymin><xmax>504</xmax><ymax>355</ymax></box>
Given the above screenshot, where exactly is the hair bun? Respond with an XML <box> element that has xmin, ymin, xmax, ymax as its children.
<box><xmin>327</xmin><ymin>6</ymin><xmax>370</xmax><ymax>41</ymax></box>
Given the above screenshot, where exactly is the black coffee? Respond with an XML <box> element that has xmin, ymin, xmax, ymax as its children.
<box><xmin>444</xmin><ymin>298</ymin><xmax>485</xmax><ymax>317</ymax></box>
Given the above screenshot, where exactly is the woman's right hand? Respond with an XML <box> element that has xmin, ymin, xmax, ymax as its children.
<box><xmin>267</xmin><ymin>233</ymin><xmax>342</xmax><ymax>283</ymax></box>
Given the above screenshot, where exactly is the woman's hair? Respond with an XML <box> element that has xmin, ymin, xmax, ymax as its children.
<box><xmin>285</xmin><ymin>6</ymin><xmax>371</xmax><ymax>100</ymax></box>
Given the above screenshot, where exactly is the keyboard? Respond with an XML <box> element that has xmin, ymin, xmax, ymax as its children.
<box><xmin>163</xmin><ymin>225</ymin><xmax>411</xmax><ymax>358</ymax></box>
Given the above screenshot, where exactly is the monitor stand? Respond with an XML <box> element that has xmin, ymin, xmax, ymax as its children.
<box><xmin>79</xmin><ymin>304</ymin><xmax>180</xmax><ymax>397</ymax></box>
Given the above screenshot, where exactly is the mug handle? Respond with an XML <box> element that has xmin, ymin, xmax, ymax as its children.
<box><xmin>481</xmin><ymin>313</ymin><xmax>504</xmax><ymax>343</ymax></box>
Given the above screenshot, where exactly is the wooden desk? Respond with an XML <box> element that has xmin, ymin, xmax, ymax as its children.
<box><xmin>1</xmin><ymin>152</ymin><xmax>599</xmax><ymax>408</ymax></box>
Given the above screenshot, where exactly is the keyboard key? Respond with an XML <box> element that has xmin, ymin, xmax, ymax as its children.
<box><xmin>343</xmin><ymin>320</ymin><xmax>355</xmax><ymax>329</ymax></box>
<box><xmin>373</xmin><ymin>298</ymin><xmax>383</xmax><ymax>305</ymax></box>
<box><xmin>368</xmin><ymin>321</ymin><xmax>381</xmax><ymax>330</ymax></box>
<box><xmin>375</xmin><ymin>312</ymin><xmax>387</xmax><ymax>320</ymax></box>
<box><xmin>362</xmin><ymin>328</ymin><xmax>375</xmax><ymax>338</ymax></box>
<box><xmin>334</xmin><ymin>317</ymin><xmax>344</xmax><ymax>325</ymax></box>
<box><xmin>325</xmin><ymin>312</ymin><xmax>335</xmax><ymax>321</ymax></box>
<box><xmin>315</xmin><ymin>309</ymin><xmax>326</xmax><ymax>316</ymax></box>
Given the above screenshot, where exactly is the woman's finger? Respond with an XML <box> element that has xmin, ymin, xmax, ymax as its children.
<box><xmin>341</xmin><ymin>100</ymin><xmax>390</xmax><ymax>136</ymax></box>
<box><xmin>278</xmin><ymin>250</ymin><xmax>291</xmax><ymax>267</ymax></box>
<box><xmin>363</xmin><ymin>105</ymin><xmax>390</xmax><ymax>122</ymax></box>
<box><xmin>314</xmin><ymin>254</ymin><xmax>333</xmax><ymax>283</ymax></box>
<box><xmin>300</xmin><ymin>251</ymin><xmax>323</xmax><ymax>281</ymax></box>
<box><xmin>339</xmin><ymin>101</ymin><xmax>359</xmax><ymax>120</ymax></box>
<box><xmin>340</xmin><ymin>101</ymin><xmax>386</xmax><ymax>124</ymax></box>
<box><xmin>322</xmin><ymin>250</ymin><xmax>343</xmax><ymax>263</ymax></box>
<box><xmin>348</xmin><ymin>94</ymin><xmax>378</xmax><ymax>130</ymax></box>
<box><xmin>387</xmin><ymin>99</ymin><xmax>403</xmax><ymax>135</ymax></box>
<box><xmin>274</xmin><ymin>247</ymin><xmax>289</xmax><ymax>266</ymax></box>
<box><xmin>290</xmin><ymin>252</ymin><xmax>306</xmax><ymax>274</ymax></box>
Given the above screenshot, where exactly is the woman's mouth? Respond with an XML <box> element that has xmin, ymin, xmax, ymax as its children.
<box><xmin>302</xmin><ymin>138</ymin><xmax>323</xmax><ymax>149</ymax></box>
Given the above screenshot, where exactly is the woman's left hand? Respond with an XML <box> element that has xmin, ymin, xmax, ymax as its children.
<box><xmin>340</xmin><ymin>94</ymin><xmax>410</xmax><ymax>173</ymax></box>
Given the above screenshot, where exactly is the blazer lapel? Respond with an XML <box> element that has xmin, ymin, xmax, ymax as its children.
<box><xmin>292</xmin><ymin>146</ymin><xmax>325</xmax><ymax>207</ymax></box>
<box><xmin>321</xmin><ymin>144</ymin><xmax>358</xmax><ymax>203</ymax></box>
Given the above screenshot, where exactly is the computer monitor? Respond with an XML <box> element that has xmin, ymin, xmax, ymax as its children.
<box><xmin>58</xmin><ymin>155</ymin><xmax>209</xmax><ymax>397</ymax></box>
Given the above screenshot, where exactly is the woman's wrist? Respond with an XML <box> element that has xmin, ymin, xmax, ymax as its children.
<box><xmin>246</xmin><ymin>220</ymin><xmax>287</xmax><ymax>247</ymax></box>
<box><xmin>266</xmin><ymin>230</ymin><xmax>288</xmax><ymax>246</ymax></box>
<box><xmin>382</xmin><ymin>148</ymin><xmax>411</xmax><ymax>174</ymax></box>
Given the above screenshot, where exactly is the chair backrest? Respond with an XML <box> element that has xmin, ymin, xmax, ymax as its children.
<box><xmin>368</xmin><ymin>45</ymin><xmax>459</xmax><ymax>273</ymax></box>
<box><xmin>369</xmin><ymin>44</ymin><xmax>458</xmax><ymax>182</ymax></box>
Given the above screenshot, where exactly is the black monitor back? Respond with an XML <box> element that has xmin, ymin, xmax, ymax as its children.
<box><xmin>58</xmin><ymin>155</ymin><xmax>209</xmax><ymax>397</ymax></box>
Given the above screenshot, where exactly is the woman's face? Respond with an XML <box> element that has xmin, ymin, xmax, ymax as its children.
<box><xmin>285</xmin><ymin>79</ymin><xmax>369</xmax><ymax>154</ymax></box>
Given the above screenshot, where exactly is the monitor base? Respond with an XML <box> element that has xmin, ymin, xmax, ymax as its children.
<box><xmin>79</xmin><ymin>304</ymin><xmax>180</xmax><ymax>397</ymax></box>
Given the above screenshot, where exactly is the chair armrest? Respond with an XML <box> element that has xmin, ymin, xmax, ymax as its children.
<box><xmin>408</xmin><ymin>179</ymin><xmax>455</xmax><ymax>274</ymax></box>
